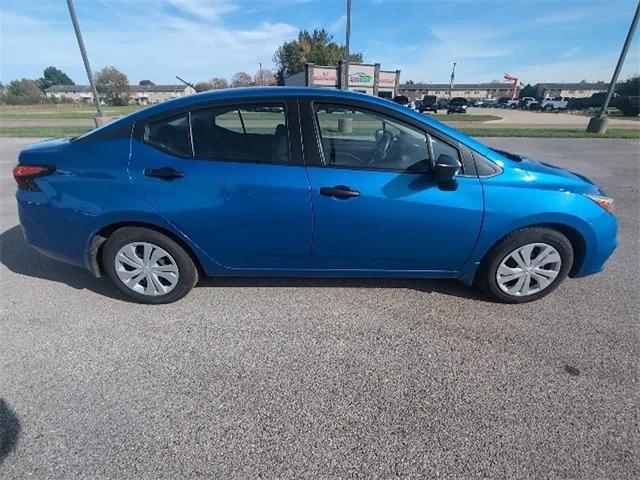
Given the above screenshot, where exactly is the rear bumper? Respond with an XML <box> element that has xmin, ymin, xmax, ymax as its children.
<box><xmin>17</xmin><ymin>193</ymin><xmax>88</xmax><ymax>269</ymax></box>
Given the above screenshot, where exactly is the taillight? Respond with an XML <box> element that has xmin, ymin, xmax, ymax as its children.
<box><xmin>13</xmin><ymin>165</ymin><xmax>55</xmax><ymax>191</ymax></box>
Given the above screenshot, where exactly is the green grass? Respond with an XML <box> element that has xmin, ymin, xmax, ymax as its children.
<box><xmin>0</xmin><ymin>126</ymin><xmax>91</xmax><ymax>137</ymax></box>
<box><xmin>0</xmin><ymin>105</ymin><xmax>141</xmax><ymax>120</ymax></box>
<box><xmin>460</xmin><ymin>128</ymin><xmax>640</xmax><ymax>138</ymax></box>
<box><xmin>2</xmin><ymin>125</ymin><xmax>638</xmax><ymax>139</ymax></box>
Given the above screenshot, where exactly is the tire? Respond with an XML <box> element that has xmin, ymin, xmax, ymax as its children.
<box><xmin>544</xmin><ymin>105</ymin><xmax>553</xmax><ymax>112</ymax></box>
<box><xmin>102</xmin><ymin>227</ymin><xmax>199</xmax><ymax>304</ymax></box>
<box><xmin>476</xmin><ymin>227</ymin><xmax>573</xmax><ymax>303</ymax></box>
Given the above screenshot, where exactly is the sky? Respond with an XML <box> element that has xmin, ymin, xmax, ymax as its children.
<box><xmin>1</xmin><ymin>0</ymin><xmax>639</xmax><ymax>86</ymax></box>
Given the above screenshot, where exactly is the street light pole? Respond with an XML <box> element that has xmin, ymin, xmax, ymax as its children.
<box><xmin>587</xmin><ymin>0</ymin><xmax>639</xmax><ymax>133</ymax></box>
<box><xmin>66</xmin><ymin>0</ymin><xmax>104</xmax><ymax>120</ymax></box>
<box><xmin>346</xmin><ymin>0</ymin><xmax>352</xmax><ymax>60</ymax></box>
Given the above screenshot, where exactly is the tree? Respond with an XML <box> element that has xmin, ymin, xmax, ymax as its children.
<box><xmin>37</xmin><ymin>66</ymin><xmax>74</xmax><ymax>90</ymax></box>
<box><xmin>615</xmin><ymin>75</ymin><xmax>640</xmax><ymax>96</ymax></box>
<box><xmin>2</xmin><ymin>79</ymin><xmax>44</xmax><ymax>105</ymax></box>
<box><xmin>254</xmin><ymin>68</ymin><xmax>276</xmax><ymax>86</ymax></box>
<box><xmin>518</xmin><ymin>83</ymin><xmax>536</xmax><ymax>99</ymax></box>
<box><xmin>273</xmin><ymin>28</ymin><xmax>363</xmax><ymax>85</ymax></box>
<box><xmin>231</xmin><ymin>72</ymin><xmax>253</xmax><ymax>88</ymax></box>
<box><xmin>210</xmin><ymin>77</ymin><xmax>229</xmax><ymax>89</ymax></box>
<box><xmin>194</xmin><ymin>81</ymin><xmax>213</xmax><ymax>92</ymax></box>
<box><xmin>95</xmin><ymin>66</ymin><xmax>131</xmax><ymax>105</ymax></box>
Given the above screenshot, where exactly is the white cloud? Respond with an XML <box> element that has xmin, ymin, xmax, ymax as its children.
<box><xmin>165</xmin><ymin>0</ymin><xmax>238</xmax><ymax>21</ymax></box>
<box><xmin>0</xmin><ymin>0</ymin><xmax>299</xmax><ymax>83</ymax></box>
<box><xmin>562</xmin><ymin>47</ymin><xmax>581</xmax><ymax>58</ymax></box>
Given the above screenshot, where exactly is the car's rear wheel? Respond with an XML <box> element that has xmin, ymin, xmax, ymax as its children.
<box><xmin>102</xmin><ymin>227</ymin><xmax>198</xmax><ymax>304</ymax></box>
<box><xmin>476</xmin><ymin>227</ymin><xmax>573</xmax><ymax>303</ymax></box>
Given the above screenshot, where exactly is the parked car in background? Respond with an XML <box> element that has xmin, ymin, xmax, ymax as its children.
<box><xmin>437</xmin><ymin>98</ymin><xmax>450</xmax><ymax>110</ymax></box>
<box><xmin>540</xmin><ymin>96</ymin><xmax>570</xmax><ymax>111</ymax></box>
<box><xmin>615</xmin><ymin>95</ymin><xmax>640</xmax><ymax>116</ymax></box>
<box><xmin>497</xmin><ymin>98</ymin><xmax>519</xmax><ymax>109</ymax></box>
<box><xmin>392</xmin><ymin>95</ymin><xmax>410</xmax><ymax>107</ymax></box>
<box><xmin>14</xmin><ymin>87</ymin><xmax>617</xmax><ymax>304</ymax></box>
<box><xmin>418</xmin><ymin>95</ymin><xmax>438</xmax><ymax>113</ymax></box>
<box><xmin>527</xmin><ymin>100</ymin><xmax>541</xmax><ymax>111</ymax></box>
<box><xmin>518</xmin><ymin>97</ymin><xmax>537</xmax><ymax>109</ymax></box>
<box><xmin>481</xmin><ymin>98</ymin><xmax>499</xmax><ymax>108</ymax></box>
<box><xmin>447</xmin><ymin>97</ymin><xmax>468</xmax><ymax>113</ymax></box>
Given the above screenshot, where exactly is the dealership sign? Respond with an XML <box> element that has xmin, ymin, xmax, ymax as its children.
<box><xmin>312</xmin><ymin>67</ymin><xmax>338</xmax><ymax>86</ymax></box>
<box><xmin>379</xmin><ymin>71</ymin><xmax>397</xmax><ymax>88</ymax></box>
<box><xmin>348</xmin><ymin>65</ymin><xmax>375</xmax><ymax>87</ymax></box>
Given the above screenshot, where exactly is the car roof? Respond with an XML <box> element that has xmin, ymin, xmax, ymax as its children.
<box><xmin>93</xmin><ymin>86</ymin><xmax>491</xmax><ymax>155</ymax></box>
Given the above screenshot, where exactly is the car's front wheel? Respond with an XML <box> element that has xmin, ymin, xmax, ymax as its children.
<box><xmin>102</xmin><ymin>227</ymin><xmax>198</xmax><ymax>304</ymax></box>
<box><xmin>476</xmin><ymin>227</ymin><xmax>574</xmax><ymax>303</ymax></box>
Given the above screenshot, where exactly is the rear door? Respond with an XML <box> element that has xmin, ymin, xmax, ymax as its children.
<box><xmin>301</xmin><ymin>99</ymin><xmax>483</xmax><ymax>272</ymax></box>
<box><xmin>128</xmin><ymin>98</ymin><xmax>312</xmax><ymax>270</ymax></box>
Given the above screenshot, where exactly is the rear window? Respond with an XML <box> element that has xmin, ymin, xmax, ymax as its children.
<box><xmin>144</xmin><ymin>114</ymin><xmax>191</xmax><ymax>157</ymax></box>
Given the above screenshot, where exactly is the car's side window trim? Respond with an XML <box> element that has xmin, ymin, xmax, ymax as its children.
<box><xmin>187</xmin><ymin>111</ymin><xmax>195</xmax><ymax>158</ymax></box>
<box><xmin>309</xmin><ymin>100</ymin><xmax>466</xmax><ymax>175</ymax></box>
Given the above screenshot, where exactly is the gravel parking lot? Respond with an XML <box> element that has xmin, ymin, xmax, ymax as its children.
<box><xmin>1</xmin><ymin>137</ymin><xmax>638</xmax><ymax>479</ymax></box>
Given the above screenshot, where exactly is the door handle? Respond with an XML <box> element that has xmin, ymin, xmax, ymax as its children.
<box><xmin>144</xmin><ymin>167</ymin><xmax>185</xmax><ymax>180</ymax></box>
<box><xmin>319</xmin><ymin>185</ymin><xmax>360</xmax><ymax>199</ymax></box>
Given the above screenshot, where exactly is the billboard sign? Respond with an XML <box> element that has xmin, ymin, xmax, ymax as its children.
<box><xmin>379</xmin><ymin>71</ymin><xmax>397</xmax><ymax>88</ymax></box>
<box><xmin>348</xmin><ymin>65</ymin><xmax>375</xmax><ymax>87</ymax></box>
<box><xmin>312</xmin><ymin>67</ymin><xmax>338</xmax><ymax>86</ymax></box>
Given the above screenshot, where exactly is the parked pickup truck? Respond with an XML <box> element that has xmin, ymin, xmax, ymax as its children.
<box><xmin>518</xmin><ymin>97</ymin><xmax>537</xmax><ymax>109</ymax></box>
<box><xmin>540</xmin><ymin>97</ymin><xmax>570</xmax><ymax>111</ymax></box>
<box><xmin>497</xmin><ymin>98</ymin><xmax>519</xmax><ymax>109</ymax></box>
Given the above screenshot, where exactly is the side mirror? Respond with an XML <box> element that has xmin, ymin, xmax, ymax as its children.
<box><xmin>433</xmin><ymin>154</ymin><xmax>461</xmax><ymax>184</ymax></box>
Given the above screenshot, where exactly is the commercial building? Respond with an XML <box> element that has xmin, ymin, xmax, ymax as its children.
<box><xmin>399</xmin><ymin>82</ymin><xmax>518</xmax><ymax>100</ymax></box>
<box><xmin>284</xmin><ymin>62</ymin><xmax>401</xmax><ymax>98</ymax></box>
<box><xmin>399</xmin><ymin>81</ymin><xmax>609</xmax><ymax>101</ymax></box>
<box><xmin>44</xmin><ymin>84</ymin><xmax>196</xmax><ymax>104</ymax></box>
<box><xmin>532</xmin><ymin>82</ymin><xmax>608</xmax><ymax>99</ymax></box>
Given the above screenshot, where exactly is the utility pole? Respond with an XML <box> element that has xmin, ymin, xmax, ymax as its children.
<box><xmin>66</xmin><ymin>0</ymin><xmax>104</xmax><ymax>122</ymax></box>
<box><xmin>345</xmin><ymin>0</ymin><xmax>352</xmax><ymax>60</ymax></box>
<box><xmin>587</xmin><ymin>0</ymin><xmax>640</xmax><ymax>133</ymax></box>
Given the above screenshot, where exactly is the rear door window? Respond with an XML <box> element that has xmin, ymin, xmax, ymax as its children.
<box><xmin>190</xmin><ymin>103</ymin><xmax>289</xmax><ymax>164</ymax></box>
<box><xmin>144</xmin><ymin>114</ymin><xmax>191</xmax><ymax>157</ymax></box>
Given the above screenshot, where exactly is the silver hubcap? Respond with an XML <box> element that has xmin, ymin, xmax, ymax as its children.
<box><xmin>114</xmin><ymin>242</ymin><xmax>179</xmax><ymax>296</ymax></box>
<box><xmin>496</xmin><ymin>243</ymin><xmax>561</xmax><ymax>297</ymax></box>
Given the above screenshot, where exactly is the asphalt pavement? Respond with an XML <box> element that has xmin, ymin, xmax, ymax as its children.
<box><xmin>0</xmin><ymin>137</ymin><xmax>638</xmax><ymax>479</ymax></box>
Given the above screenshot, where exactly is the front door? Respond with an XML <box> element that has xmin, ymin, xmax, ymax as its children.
<box><xmin>305</xmin><ymin>102</ymin><xmax>483</xmax><ymax>273</ymax></box>
<box><xmin>128</xmin><ymin>99</ymin><xmax>312</xmax><ymax>270</ymax></box>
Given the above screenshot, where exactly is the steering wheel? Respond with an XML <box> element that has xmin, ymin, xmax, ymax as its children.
<box><xmin>371</xmin><ymin>129</ymin><xmax>393</xmax><ymax>165</ymax></box>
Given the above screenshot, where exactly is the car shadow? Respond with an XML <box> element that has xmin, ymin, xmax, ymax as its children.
<box><xmin>0</xmin><ymin>224</ymin><xmax>484</xmax><ymax>302</ymax></box>
<box><xmin>0</xmin><ymin>225</ymin><xmax>130</xmax><ymax>301</ymax></box>
<box><xmin>0</xmin><ymin>399</ymin><xmax>21</xmax><ymax>466</ymax></box>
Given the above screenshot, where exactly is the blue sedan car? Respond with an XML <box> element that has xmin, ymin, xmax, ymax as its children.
<box><xmin>14</xmin><ymin>87</ymin><xmax>616</xmax><ymax>304</ymax></box>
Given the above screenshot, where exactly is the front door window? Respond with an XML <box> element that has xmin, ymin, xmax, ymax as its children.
<box><xmin>314</xmin><ymin>103</ymin><xmax>431</xmax><ymax>173</ymax></box>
